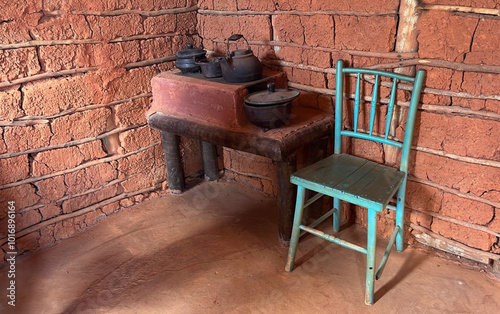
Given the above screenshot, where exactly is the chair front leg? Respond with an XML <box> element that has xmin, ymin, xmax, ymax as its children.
<box><xmin>285</xmin><ymin>185</ymin><xmax>307</xmax><ymax>272</ymax></box>
<box><xmin>365</xmin><ymin>208</ymin><xmax>377</xmax><ymax>305</ymax></box>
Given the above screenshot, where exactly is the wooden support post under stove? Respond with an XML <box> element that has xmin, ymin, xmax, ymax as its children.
<box><xmin>201</xmin><ymin>141</ymin><xmax>219</xmax><ymax>181</ymax></box>
<box><xmin>276</xmin><ymin>155</ymin><xmax>297</xmax><ymax>246</ymax></box>
<box><xmin>161</xmin><ymin>131</ymin><xmax>185</xmax><ymax>193</ymax></box>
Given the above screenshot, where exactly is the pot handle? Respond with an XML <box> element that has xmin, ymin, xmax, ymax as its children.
<box><xmin>226</xmin><ymin>34</ymin><xmax>251</xmax><ymax>57</ymax></box>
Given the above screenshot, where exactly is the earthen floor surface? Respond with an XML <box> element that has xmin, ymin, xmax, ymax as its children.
<box><xmin>1</xmin><ymin>181</ymin><xmax>499</xmax><ymax>313</ymax></box>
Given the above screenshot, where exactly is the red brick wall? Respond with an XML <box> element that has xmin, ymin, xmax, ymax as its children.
<box><xmin>0</xmin><ymin>0</ymin><xmax>201</xmax><ymax>263</ymax></box>
<box><xmin>197</xmin><ymin>0</ymin><xmax>500</xmax><ymax>260</ymax></box>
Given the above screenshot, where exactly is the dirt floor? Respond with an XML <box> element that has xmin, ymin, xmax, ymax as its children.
<box><xmin>1</xmin><ymin>181</ymin><xmax>500</xmax><ymax>314</ymax></box>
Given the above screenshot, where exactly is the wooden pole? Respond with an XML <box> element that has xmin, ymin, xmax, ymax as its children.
<box><xmin>0</xmin><ymin>142</ymin><xmax>160</xmax><ymax>190</ymax></box>
<box><xmin>0</xmin><ymin>124</ymin><xmax>145</xmax><ymax>160</ymax></box>
<box><xmin>201</xmin><ymin>141</ymin><xmax>219</xmax><ymax>181</ymax></box>
<box><xmin>0</xmin><ymin>67</ymin><xmax>98</xmax><ymax>90</ymax></box>
<box><xmin>0</xmin><ymin>185</ymin><xmax>161</xmax><ymax>246</ymax></box>
<box><xmin>161</xmin><ymin>132</ymin><xmax>185</xmax><ymax>193</ymax></box>
<box><xmin>198</xmin><ymin>9</ymin><xmax>397</xmax><ymax>17</ymax></box>
<box><xmin>74</xmin><ymin>6</ymin><xmax>198</xmax><ymax>17</ymax></box>
<box><xmin>419</xmin><ymin>4</ymin><xmax>500</xmax><ymax>17</ymax></box>
<box><xmin>386</xmin><ymin>0</ymin><xmax>420</xmax><ymax>165</ymax></box>
<box><xmin>410</xmin><ymin>223</ymin><xmax>498</xmax><ymax>264</ymax></box>
<box><xmin>286</xmin><ymin>81</ymin><xmax>500</xmax><ymax>121</ymax></box>
<box><xmin>209</xmin><ymin>38</ymin><xmax>418</xmax><ymax>59</ymax></box>
<box><xmin>276</xmin><ymin>155</ymin><xmax>297</xmax><ymax>246</ymax></box>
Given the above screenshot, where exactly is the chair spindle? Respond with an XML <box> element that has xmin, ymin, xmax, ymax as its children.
<box><xmin>385</xmin><ymin>79</ymin><xmax>398</xmax><ymax>140</ymax></box>
<box><xmin>354</xmin><ymin>73</ymin><xmax>361</xmax><ymax>133</ymax></box>
<box><xmin>369</xmin><ymin>75</ymin><xmax>379</xmax><ymax>136</ymax></box>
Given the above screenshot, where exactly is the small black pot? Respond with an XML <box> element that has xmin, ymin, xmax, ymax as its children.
<box><xmin>196</xmin><ymin>57</ymin><xmax>223</xmax><ymax>78</ymax></box>
<box><xmin>175</xmin><ymin>43</ymin><xmax>207</xmax><ymax>73</ymax></box>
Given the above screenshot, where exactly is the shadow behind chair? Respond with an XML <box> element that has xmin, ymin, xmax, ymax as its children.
<box><xmin>285</xmin><ymin>60</ymin><xmax>426</xmax><ymax>305</ymax></box>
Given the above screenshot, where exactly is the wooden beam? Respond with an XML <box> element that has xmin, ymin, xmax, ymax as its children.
<box><xmin>410</xmin><ymin>223</ymin><xmax>498</xmax><ymax>264</ymax></box>
<box><xmin>0</xmin><ymin>67</ymin><xmax>98</xmax><ymax>90</ymax></box>
<box><xmin>74</xmin><ymin>6</ymin><xmax>198</xmax><ymax>17</ymax></box>
<box><xmin>198</xmin><ymin>9</ymin><xmax>396</xmax><ymax>17</ymax></box>
<box><xmin>419</xmin><ymin>4</ymin><xmax>500</xmax><ymax>17</ymax></box>
<box><xmin>208</xmin><ymin>38</ymin><xmax>418</xmax><ymax>59</ymax></box>
<box><xmin>0</xmin><ymin>185</ymin><xmax>161</xmax><ymax>246</ymax></box>
<box><xmin>0</xmin><ymin>124</ymin><xmax>145</xmax><ymax>160</ymax></box>
<box><xmin>0</xmin><ymin>142</ymin><xmax>160</xmax><ymax>190</ymax></box>
<box><xmin>386</xmin><ymin>0</ymin><xmax>420</xmax><ymax>164</ymax></box>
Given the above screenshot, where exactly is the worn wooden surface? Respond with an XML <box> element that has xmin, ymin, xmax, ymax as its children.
<box><xmin>148</xmin><ymin>108</ymin><xmax>333</xmax><ymax>161</ymax></box>
<box><xmin>292</xmin><ymin>154</ymin><xmax>405</xmax><ymax>211</ymax></box>
<box><xmin>276</xmin><ymin>155</ymin><xmax>297</xmax><ymax>245</ymax></box>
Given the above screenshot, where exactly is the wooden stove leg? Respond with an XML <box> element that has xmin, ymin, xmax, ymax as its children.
<box><xmin>276</xmin><ymin>155</ymin><xmax>297</xmax><ymax>246</ymax></box>
<box><xmin>161</xmin><ymin>131</ymin><xmax>185</xmax><ymax>194</ymax></box>
<box><xmin>201</xmin><ymin>141</ymin><xmax>219</xmax><ymax>181</ymax></box>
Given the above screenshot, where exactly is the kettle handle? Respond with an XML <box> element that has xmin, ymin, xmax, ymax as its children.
<box><xmin>226</xmin><ymin>34</ymin><xmax>251</xmax><ymax>57</ymax></box>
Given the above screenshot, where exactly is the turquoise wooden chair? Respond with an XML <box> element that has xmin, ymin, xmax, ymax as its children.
<box><xmin>285</xmin><ymin>60</ymin><xmax>425</xmax><ymax>305</ymax></box>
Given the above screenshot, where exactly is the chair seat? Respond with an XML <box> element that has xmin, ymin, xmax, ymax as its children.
<box><xmin>291</xmin><ymin>154</ymin><xmax>405</xmax><ymax>212</ymax></box>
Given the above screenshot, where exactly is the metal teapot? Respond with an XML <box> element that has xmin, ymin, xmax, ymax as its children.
<box><xmin>219</xmin><ymin>34</ymin><xmax>262</xmax><ymax>83</ymax></box>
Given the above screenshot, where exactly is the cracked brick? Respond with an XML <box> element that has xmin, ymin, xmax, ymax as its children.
<box><xmin>34</xmin><ymin>176</ymin><xmax>67</xmax><ymax>202</ymax></box>
<box><xmin>32</xmin><ymin>146</ymin><xmax>85</xmax><ymax>177</ymax></box>
<box><xmin>3</xmin><ymin>124</ymin><xmax>52</xmax><ymax>153</ymax></box>
<box><xmin>0</xmin><ymin>89</ymin><xmax>24</xmax><ymax>121</ymax></box>
<box><xmin>0</xmin><ymin>155</ymin><xmax>30</xmax><ymax>186</ymax></box>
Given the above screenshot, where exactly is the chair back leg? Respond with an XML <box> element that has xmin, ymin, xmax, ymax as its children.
<box><xmin>365</xmin><ymin>208</ymin><xmax>378</xmax><ymax>305</ymax></box>
<box><xmin>395</xmin><ymin>179</ymin><xmax>407</xmax><ymax>252</ymax></box>
<box><xmin>285</xmin><ymin>186</ymin><xmax>307</xmax><ymax>272</ymax></box>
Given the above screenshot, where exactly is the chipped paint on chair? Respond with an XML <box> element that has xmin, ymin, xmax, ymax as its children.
<box><xmin>285</xmin><ymin>59</ymin><xmax>426</xmax><ymax>305</ymax></box>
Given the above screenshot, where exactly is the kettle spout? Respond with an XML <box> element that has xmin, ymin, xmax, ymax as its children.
<box><xmin>218</xmin><ymin>57</ymin><xmax>234</xmax><ymax>74</ymax></box>
<box><xmin>218</xmin><ymin>57</ymin><xmax>229</xmax><ymax>67</ymax></box>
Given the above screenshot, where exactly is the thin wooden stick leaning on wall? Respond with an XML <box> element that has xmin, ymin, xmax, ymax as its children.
<box><xmin>0</xmin><ymin>185</ymin><xmax>161</xmax><ymax>247</ymax></box>
<box><xmin>0</xmin><ymin>32</ymin><xmax>184</xmax><ymax>50</ymax></box>
<box><xmin>418</xmin><ymin>4</ymin><xmax>500</xmax><ymax>16</ymax></box>
<box><xmin>0</xmin><ymin>124</ymin><xmax>146</xmax><ymax>160</ymax></box>
<box><xmin>73</xmin><ymin>5</ymin><xmax>198</xmax><ymax>16</ymax></box>
<box><xmin>198</xmin><ymin>9</ymin><xmax>397</xmax><ymax>17</ymax></box>
<box><xmin>410</xmin><ymin>223</ymin><xmax>499</xmax><ymax>264</ymax></box>
<box><xmin>409</xmin><ymin>208</ymin><xmax>500</xmax><ymax>238</ymax></box>
<box><xmin>0</xmin><ymin>67</ymin><xmax>97</xmax><ymax>90</ymax></box>
<box><xmin>369</xmin><ymin>59</ymin><xmax>500</xmax><ymax>74</ymax></box>
<box><xmin>208</xmin><ymin>39</ymin><xmax>417</xmax><ymax>59</ymax></box>
<box><xmin>285</xmin><ymin>81</ymin><xmax>500</xmax><ymax>121</ymax></box>
<box><xmin>0</xmin><ymin>142</ymin><xmax>160</xmax><ymax>190</ymax></box>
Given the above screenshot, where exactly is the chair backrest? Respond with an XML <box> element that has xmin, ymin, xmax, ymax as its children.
<box><xmin>334</xmin><ymin>59</ymin><xmax>426</xmax><ymax>174</ymax></box>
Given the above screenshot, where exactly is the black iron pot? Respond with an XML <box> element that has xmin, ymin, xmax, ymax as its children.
<box><xmin>175</xmin><ymin>43</ymin><xmax>207</xmax><ymax>73</ymax></box>
<box><xmin>244</xmin><ymin>83</ymin><xmax>300</xmax><ymax>129</ymax></box>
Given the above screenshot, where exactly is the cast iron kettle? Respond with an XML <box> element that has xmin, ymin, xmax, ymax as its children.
<box><xmin>175</xmin><ymin>43</ymin><xmax>207</xmax><ymax>73</ymax></box>
<box><xmin>219</xmin><ymin>34</ymin><xmax>262</xmax><ymax>83</ymax></box>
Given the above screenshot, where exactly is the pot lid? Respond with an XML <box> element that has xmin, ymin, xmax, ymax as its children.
<box><xmin>244</xmin><ymin>83</ymin><xmax>300</xmax><ymax>106</ymax></box>
<box><xmin>176</xmin><ymin>43</ymin><xmax>206</xmax><ymax>58</ymax></box>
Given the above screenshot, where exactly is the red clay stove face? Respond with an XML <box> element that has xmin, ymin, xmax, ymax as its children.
<box><xmin>148</xmin><ymin>69</ymin><xmax>287</xmax><ymax>129</ymax></box>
